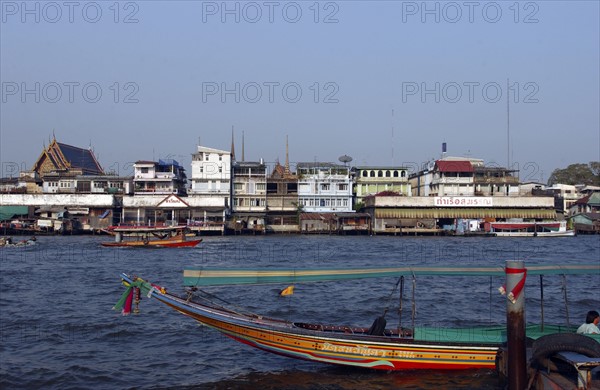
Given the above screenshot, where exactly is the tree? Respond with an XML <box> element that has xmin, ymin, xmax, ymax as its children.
<box><xmin>547</xmin><ymin>162</ymin><xmax>600</xmax><ymax>186</ymax></box>
<box><xmin>591</xmin><ymin>162</ymin><xmax>600</xmax><ymax>177</ymax></box>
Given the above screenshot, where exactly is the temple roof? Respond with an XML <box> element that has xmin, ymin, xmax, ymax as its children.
<box><xmin>33</xmin><ymin>139</ymin><xmax>103</xmax><ymax>176</ymax></box>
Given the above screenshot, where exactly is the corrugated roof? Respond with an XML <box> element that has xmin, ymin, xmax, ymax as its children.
<box><xmin>435</xmin><ymin>160</ymin><xmax>473</xmax><ymax>173</ymax></box>
<box><xmin>300</xmin><ymin>212</ymin><xmax>335</xmax><ymax>221</ymax></box>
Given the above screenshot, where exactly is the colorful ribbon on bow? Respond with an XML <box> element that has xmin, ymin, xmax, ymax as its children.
<box><xmin>114</xmin><ymin>277</ymin><xmax>166</xmax><ymax>315</ymax></box>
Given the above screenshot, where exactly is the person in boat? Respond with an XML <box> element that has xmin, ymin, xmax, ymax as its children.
<box><xmin>576</xmin><ymin>310</ymin><xmax>600</xmax><ymax>334</ymax></box>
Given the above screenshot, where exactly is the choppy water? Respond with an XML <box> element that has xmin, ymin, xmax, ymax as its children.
<box><xmin>1</xmin><ymin>235</ymin><xmax>598</xmax><ymax>389</ymax></box>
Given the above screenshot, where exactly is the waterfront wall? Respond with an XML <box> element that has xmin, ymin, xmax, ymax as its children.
<box><xmin>0</xmin><ymin>194</ymin><xmax>116</xmax><ymax>207</ymax></box>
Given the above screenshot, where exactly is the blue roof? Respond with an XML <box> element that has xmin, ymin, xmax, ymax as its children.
<box><xmin>57</xmin><ymin>143</ymin><xmax>103</xmax><ymax>175</ymax></box>
<box><xmin>158</xmin><ymin>159</ymin><xmax>182</xmax><ymax>168</ymax></box>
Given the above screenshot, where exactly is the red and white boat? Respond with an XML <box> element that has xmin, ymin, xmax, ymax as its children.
<box><xmin>101</xmin><ymin>226</ymin><xmax>202</xmax><ymax>248</ymax></box>
<box><xmin>487</xmin><ymin>220</ymin><xmax>575</xmax><ymax>237</ymax></box>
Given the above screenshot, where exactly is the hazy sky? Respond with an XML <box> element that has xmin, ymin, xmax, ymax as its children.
<box><xmin>1</xmin><ymin>1</ymin><xmax>598</xmax><ymax>183</ymax></box>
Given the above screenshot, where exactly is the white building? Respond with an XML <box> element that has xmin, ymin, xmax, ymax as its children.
<box><xmin>41</xmin><ymin>175</ymin><xmax>132</xmax><ymax>195</ymax></box>
<box><xmin>133</xmin><ymin>159</ymin><xmax>187</xmax><ymax>195</ymax></box>
<box><xmin>297</xmin><ymin>162</ymin><xmax>353</xmax><ymax>213</ymax></box>
<box><xmin>352</xmin><ymin>166</ymin><xmax>411</xmax><ymax>204</ymax></box>
<box><xmin>409</xmin><ymin>156</ymin><xmax>518</xmax><ymax>197</ymax></box>
<box><xmin>232</xmin><ymin>161</ymin><xmax>267</xmax><ymax>213</ymax></box>
<box><xmin>190</xmin><ymin>146</ymin><xmax>232</xmax><ymax>208</ymax></box>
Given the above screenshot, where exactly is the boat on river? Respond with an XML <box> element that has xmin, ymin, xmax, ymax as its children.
<box><xmin>0</xmin><ymin>236</ymin><xmax>36</xmax><ymax>247</ymax></box>
<box><xmin>116</xmin><ymin>264</ymin><xmax>600</xmax><ymax>371</ymax></box>
<box><xmin>488</xmin><ymin>221</ymin><xmax>575</xmax><ymax>237</ymax></box>
<box><xmin>101</xmin><ymin>226</ymin><xmax>201</xmax><ymax>248</ymax></box>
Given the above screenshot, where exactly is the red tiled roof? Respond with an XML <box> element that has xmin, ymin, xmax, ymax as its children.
<box><xmin>435</xmin><ymin>160</ymin><xmax>473</xmax><ymax>173</ymax></box>
<box><xmin>574</xmin><ymin>194</ymin><xmax>592</xmax><ymax>205</ymax></box>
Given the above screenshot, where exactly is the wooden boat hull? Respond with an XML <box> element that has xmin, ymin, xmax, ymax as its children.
<box><xmin>127</xmin><ymin>276</ymin><xmax>499</xmax><ymax>370</ymax></box>
<box><xmin>102</xmin><ymin>239</ymin><xmax>201</xmax><ymax>248</ymax></box>
<box><xmin>493</xmin><ymin>231</ymin><xmax>575</xmax><ymax>237</ymax></box>
<box><xmin>177</xmin><ymin>304</ymin><xmax>499</xmax><ymax>370</ymax></box>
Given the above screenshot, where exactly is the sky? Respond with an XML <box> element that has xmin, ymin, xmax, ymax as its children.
<box><xmin>1</xmin><ymin>0</ymin><xmax>599</xmax><ymax>183</ymax></box>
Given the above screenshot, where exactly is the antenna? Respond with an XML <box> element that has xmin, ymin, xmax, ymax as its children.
<box><xmin>338</xmin><ymin>155</ymin><xmax>353</xmax><ymax>167</ymax></box>
<box><xmin>391</xmin><ymin>108</ymin><xmax>394</xmax><ymax>165</ymax></box>
<box><xmin>507</xmin><ymin>78</ymin><xmax>510</xmax><ymax>170</ymax></box>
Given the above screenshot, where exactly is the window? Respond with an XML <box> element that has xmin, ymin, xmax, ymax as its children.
<box><xmin>385</xmin><ymin>170</ymin><xmax>391</xmax><ymax>177</ymax></box>
<box><xmin>287</xmin><ymin>183</ymin><xmax>297</xmax><ymax>193</ymax></box>
<box><xmin>362</xmin><ymin>171</ymin><xmax>367</xmax><ymax>177</ymax></box>
<box><xmin>205</xmin><ymin>154</ymin><xmax>209</xmax><ymax>161</ymax></box>
<box><xmin>219</xmin><ymin>154</ymin><xmax>222</xmax><ymax>161</ymax></box>
<box><xmin>401</xmin><ymin>171</ymin><xmax>406</xmax><ymax>177</ymax></box>
<box><xmin>141</xmin><ymin>167</ymin><xmax>149</xmax><ymax>173</ymax></box>
<box><xmin>199</xmin><ymin>166</ymin><xmax>203</xmax><ymax>173</ymax></box>
<box><xmin>338</xmin><ymin>184</ymin><xmax>348</xmax><ymax>191</ymax></box>
<box><xmin>267</xmin><ymin>183</ymin><xmax>278</xmax><ymax>194</ymax></box>
<box><xmin>256</xmin><ymin>183</ymin><xmax>266</xmax><ymax>191</ymax></box>
<box><xmin>393</xmin><ymin>171</ymin><xmax>399</xmax><ymax>177</ymax></box>
<box><xmin>370</xmin><ymin>171</ymin><xmax>375</xmax><ymax>177</ymax></box>
<box><xmin>234</xmin><ymin>183</ymin><xmax>244</xmax><ymax>191</ymax></box>
<box><xmin>321</xmin><ymin>184</ymin><xmax>330</xmax><ymax>191</ymax></box>
<box><xmin>378</xmin><ymin>170</ymin><xmax>383</xmax><ymax>177</ymax></box>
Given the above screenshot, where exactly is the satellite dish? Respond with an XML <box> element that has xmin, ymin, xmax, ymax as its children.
<box><xmin>338</xmin><ymin>155</ymin><xmax>352</xmax><ymax>164</ymax></box>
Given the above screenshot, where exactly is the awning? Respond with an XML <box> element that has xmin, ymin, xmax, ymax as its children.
<box><xmin>36</xmin><ymin>206</ymin><xmax>66</xmax><ymax>214</ymax></box>
<box><xmin>0</xmin><ymin>206</ymin><xmax>29</xmax><ymax>221</ymax></box>
<box><xmin>183</xmin><ymin>264</ymin><xmax>600</xmax><ymax>286</ymax></box>
<box><xmin>375</xmin><ymin>208</ymin><xmax>556</xmax><ymax>219</ymax></box>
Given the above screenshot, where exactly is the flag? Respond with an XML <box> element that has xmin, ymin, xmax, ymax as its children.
<box><xmin>280</xmin><ymin>285</ymin><xmax>294</xmax><ymax>296</ymax></box>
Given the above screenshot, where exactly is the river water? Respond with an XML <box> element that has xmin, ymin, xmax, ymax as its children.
<box><xmin>0</xmin><ymin>235</ymin><xmax>598</xmax><ymax>389</ymax></box>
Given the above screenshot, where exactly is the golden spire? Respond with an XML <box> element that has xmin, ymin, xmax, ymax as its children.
<box><xmin>284</xmin><ymin>135</ymin><xmax>290</xmax><ymax>176</ymax></box>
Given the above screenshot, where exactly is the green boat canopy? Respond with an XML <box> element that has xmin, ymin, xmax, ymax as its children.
<box><xmin>0</xmin><ymin>206</ymin><xmax>29</xmax><ymax>221</ymax></box>
<box><xmin>183</xmin><ymin>264</ymin><xmax>600</xmax><ymax>286</ymax></box>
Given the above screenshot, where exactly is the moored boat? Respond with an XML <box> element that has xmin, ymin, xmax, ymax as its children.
<box><xmin>0</xmin><ymin>236</ymin><xmax>37</xmax><ymax>247</ymax></box>
<box><xmin>488</xmin><ymin>220</ymin><xmax>575</xmax><ymax>237</ymax></box>
<box><xmin>101</xmin><ymin>226</ymin><xmax>201</xmax><ymax>248</ymax></box>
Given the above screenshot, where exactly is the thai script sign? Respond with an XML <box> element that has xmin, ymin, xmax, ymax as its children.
<box><xmin>434</xmin><ymin>197</ymin><xmax>493</xmax><ymax>207</ymax></box>
<box><xmin>321</xmin><ymin>342</ymin><xmax>415</xmax><ymax>358</ymax></box>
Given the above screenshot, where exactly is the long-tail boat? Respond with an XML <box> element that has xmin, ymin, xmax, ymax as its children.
<box><xmin>101</xmin><ymin>226</ymin><xmax>201</xmax><ymax>248</ymax></box>
<box><xmin>115</xmin><ymin>264</ymin><xmax>600</xmax><ymax>370</ymax></box>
